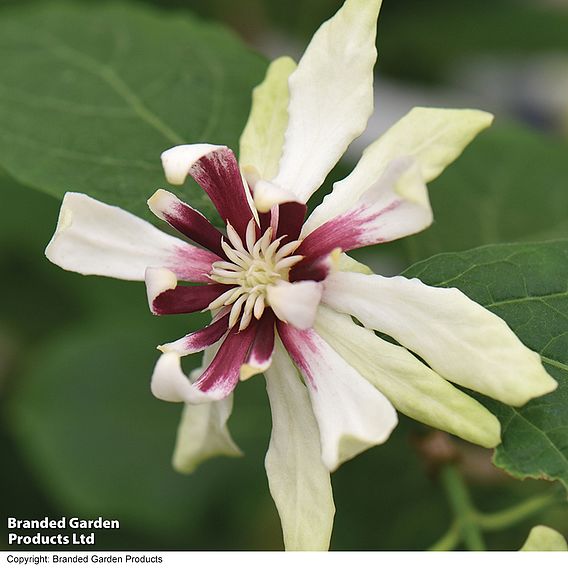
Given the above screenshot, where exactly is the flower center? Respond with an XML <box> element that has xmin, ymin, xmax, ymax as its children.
<box><xmin>208</xmin><ymin>219</ymin><xmax>303</xmax><ymax>330</ymax></box>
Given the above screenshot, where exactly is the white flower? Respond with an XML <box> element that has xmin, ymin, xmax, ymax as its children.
<box><xmin>45</xmin><ymin>0</ymin><xmax>557</xmax><ymax>551</ymax></box>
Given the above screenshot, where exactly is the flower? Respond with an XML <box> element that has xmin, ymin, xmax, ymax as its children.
<box><xmin>45</xmin><ymin>0</ymin><xmax>557</xmax><ymax>551</ymax></box>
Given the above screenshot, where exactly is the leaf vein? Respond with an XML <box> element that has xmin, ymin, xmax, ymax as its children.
<box><xmin>37</xmin><ymin>33</ymin><xmax>185</xmax><ymax>145</ymax></box>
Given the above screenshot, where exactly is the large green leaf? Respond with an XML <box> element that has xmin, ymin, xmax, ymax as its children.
<box><xmin>404</xmin><ymin>123</ymin><xmax>568</xmax><ymax>263</ymax></box>
<box><xmin>404</xmin><ymin>240</ymin><xmax>568</xmax><ymax>493</ymax></box>
<box><xmin>0</xmin><ymin>1</ymin><xmax>265</xmax><ymax>222</ymax></box>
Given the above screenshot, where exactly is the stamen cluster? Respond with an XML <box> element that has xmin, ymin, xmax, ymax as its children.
<box><xmin>209</xmin><ymin>219</ymin><xmax>303</xmax><ymax>330</ymax></box>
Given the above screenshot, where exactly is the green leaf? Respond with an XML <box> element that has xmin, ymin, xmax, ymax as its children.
<box><xmin>0</xmin><ymin>1</ymin><xmax>265</xmax><ymax>222</ymax></box>
<box><xmin>379</xmin><ymin>0</ymin><xmax>568</xmax><ymax>83</ymax></box>
<box><xmin>405</xmin><ymin>123</ymin><xmax>568</xmax><ymax>263</ymax></box>
<box><xmin>404</xmin><ymin>240</ymin><xmax>568</xmax><ymax>493</ymax></box>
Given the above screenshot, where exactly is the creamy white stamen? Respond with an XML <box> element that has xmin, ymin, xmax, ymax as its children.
<box><xmin>209</xmin><ymin>219</ymin><xmax>303</xmax><ymax>330</ymax></box>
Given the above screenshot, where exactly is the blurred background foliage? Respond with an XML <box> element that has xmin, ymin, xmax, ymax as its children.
<box><xmin>1</xmin><ymin>0</ymin><xmax>568</xmax><ymax>551</ymax></box>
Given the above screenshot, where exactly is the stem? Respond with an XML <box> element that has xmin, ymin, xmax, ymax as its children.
<box><xmin>475</xmin><ymin>494</ymin><xmax>558</xmax><ymax>531</ymax></box>
<box><xmin>440</xmin><ymin>464</ymin><xmax>486</xmax><ymax>551</ymax></box>
<box><xmin>428</xmin><ymin>520</ymin><xmax>461</xmax><ymax>551</ymax></box>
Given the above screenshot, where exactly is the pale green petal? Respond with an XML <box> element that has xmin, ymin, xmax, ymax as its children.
<box><xmin>520</xmin><ymin>526</ymin><xmax>568</xmax><ymax>551</ymax></box>
<box><xmin>305</xmin><ymin>107</ymin><xmax>493</xmax><ymax>234</ymax></box>
<box><xmin>265</xmin><ymin>340</ymin><xmax>335</xmax><ymax>551</ymax></box>
<box><xmin>269</xmin><ymin>0</ymin><xmax>383</xmax><ymax>206</ymax></box>
<box><xmin>239</xmin><ymin>57</ymin><xmax>296</xmax><ymax>181</ymax></box>
<box><xmin>337</xmin><ymin>252</ymin><xmax>373</xmax><ymax>275</ymax></box>
<box><xmin>172</xmin><ymin>398</ymin><xmax>242</xmax><ymax>474</ymax></box>
<box><xmin>323</xmin><ymin>272</ymin><xmax>557</xmax><ymax>406</ymax></box>
<box><xmin>353</xmin><ymin>107</ymin><xmax>494</xmax><ymax>185</ymax></box>
<box><xmin>315</xmin><ymin>306</ymin><xmax>501</xmax><ymax>448</ymax></box>
<box><xmin>172</xmin><ymin>346</ymin><xmax>242</xmax><ymax>474</ymax></box>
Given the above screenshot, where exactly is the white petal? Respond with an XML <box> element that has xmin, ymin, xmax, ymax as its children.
<box><xmin>297</xmin><ymin>157</ymin><xmax>432</xmax><ymax>250</ymax></box>
<box><xmin>45</xmin><ymin>192</ymin><xmax>216</xmax><ymax>282</ymax></box>
<box><xmin>265</xmin><ymin>340</ymin><xmax>334</xmax><ymax>551</ymax></box>
<box><xmin>278</xmin><ymin>324</ymin><xmax>398</xmax><ymax>471</ymax></box>
<box><xmin>239</xmin><ymin>57</ymin><xmax>297</xmax><ymax>182</ymax></box>
<box><xmin>323</xmin><ymin>272</ymin><xmax>558</xmax><ymax>406</ymax></box>
<box><xmin>305</xmin><ymin>107</ymin><xmax>493</xmax><ymax>233</ymax></box>
<box><xmin>270</xmin><ymin>0</ymin><xmax>382</xmax><ymax>205</ymax></box>
<box><xmin>161</xmin><ymin>143</ymin><xmax>223</xmax><ymax>185</ymax></box>
<box><xmin>315</xmin><ymin>306</ymin><xmax>501</xmax><ymax>448</ymax></box>
<box><xmin>172</xmin><ymin>346</ymin><xmax>242</xmax><ymax>473</ymax></box>
<box><xmin>253</xmin><ymin>180</ymin><xmax>299</xmax><ymax>214</ymax></box>
<box><xmin>267</xmin><ymin>281</ymin><xmax>323</xmax><ymax>329</ymax></box>
<box><xmin>145</xmin><ymin>267</ymin><xmax>177</xmax><ymax>312</ymax></box>
<box><xmin>151</xmin><ymin>352</ymin><xmax>223</xmax><ymax>404</ymax></box>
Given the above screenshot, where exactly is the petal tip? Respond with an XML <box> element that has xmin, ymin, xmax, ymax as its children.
<box><xmin>150</xmin><ymin>352</ymin><xmax>185</xmax><ymax>403</ymax></box>
<box><xmin>147</xmin><ymin>189</ymin><xmax>173</xmax><ymax>220</ymax></box>
<box><xmin>511</xmin><ymin>369</ymin><xmax>558</xmax><ymax>407</ymax></box>
<box><xmin>329</xmin><ymin>248</ymin><xmax>344</xmax><ymax>273</ymax></box>
<box><xmin>323</xmin><ymin>421</ymin><xmax>398</xmax><ymax>473</ymax></box>
<box><xmin>477</xmin><ymin>416</ymin><xmax>502</xmax><ymax>449</ymax></box>
<box><xmin>253</xmin><ymin>180</ymin><xmax>298</xmax><ymax>213</ymax></box>
<box><xmin>241</xmin><ymin>164</ymin><xmax>261</xmax><ymax>191</ymax></box>
<box><xmin>469</xmin><ymin>108</ymin><xmax>494</xmax><ymax>130</ymax></box>
<box><xmin>240</xmin><ymin>363</ymin><xmax>262</xmax><ymax>382</ymax></box>
<box><xmin>151</xmin><ymin>352</ymin><xmax>227</xmax><ymax>404</ymax></box>
<box><xmin>145</xmin><ymin>266</ymin><xmax>178</xmax><ymax>314</ymax></box>
<box><xmin>161</xmin><ymin>151</ymin><xmax>188</xmax><ymax>185</ymax></box>
<box><xmin>45</xmin><ymin>193</ymin><xmax>78</xmax><ymax>262</ymax></box>
<box><xmin>240</xmin><ymin>354</ymin><xmax>273</xmax><ymax>382</ymax></box>
<box><xmin>320</xmin><ymin>400</ymin><xmax>398</xmax><ymax>472</ymax></box>
<box><xmin>161</xmin><ymin>143</ymin><xmax>228</xmax><ymax>185</ymax></box>
<box><xmin>267</xmin><ymin>281</ymin><xmax>323</xmax><ymax>330</ymax></box>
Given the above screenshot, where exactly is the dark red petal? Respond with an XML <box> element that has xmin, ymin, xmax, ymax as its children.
<box><xmin>152</xmin><ymin>283</ymin><xmax>232</xmax><ymax>315</ymax></box>
<box><xmin>168</xmin><ymin>313</ymin><xmax>230</xmax><ymax>354</ymax></box>
<box><xmin>246</xmin><ymin>311</ymin><xmax>276</xmax><ymax>368</ymax></box>
<box><xmin>289</xmin><ymin>253</ymin><xmax>332</xmax><ymax>283</ymax></box>
<box><xmin>295</xmin><ymin>208</ymin><xmax>372</xmax><ymax>260</ymax></box>
<box><xmin>194</xmin><ymin>320</ymin><xmax>258</xmax><ymax>394</ymax></box>
<box><xmin>189</xmin><ymin>147</ymin><xmax>256</xmax><ymax>239</ymax></box>
<box><xmin>150</xmin><ymin>191</ymin><xmax>226</xmax><ymax>258</ymax></box>
<box><xmin>275</xmin><ymin>201</ymin><xmax>307</xmax><ymax>244</ymax></box>
<box><xmin>259</xmin><ymin>209</ymin><xmax>273</xmax><ymax>234</ymax></box>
